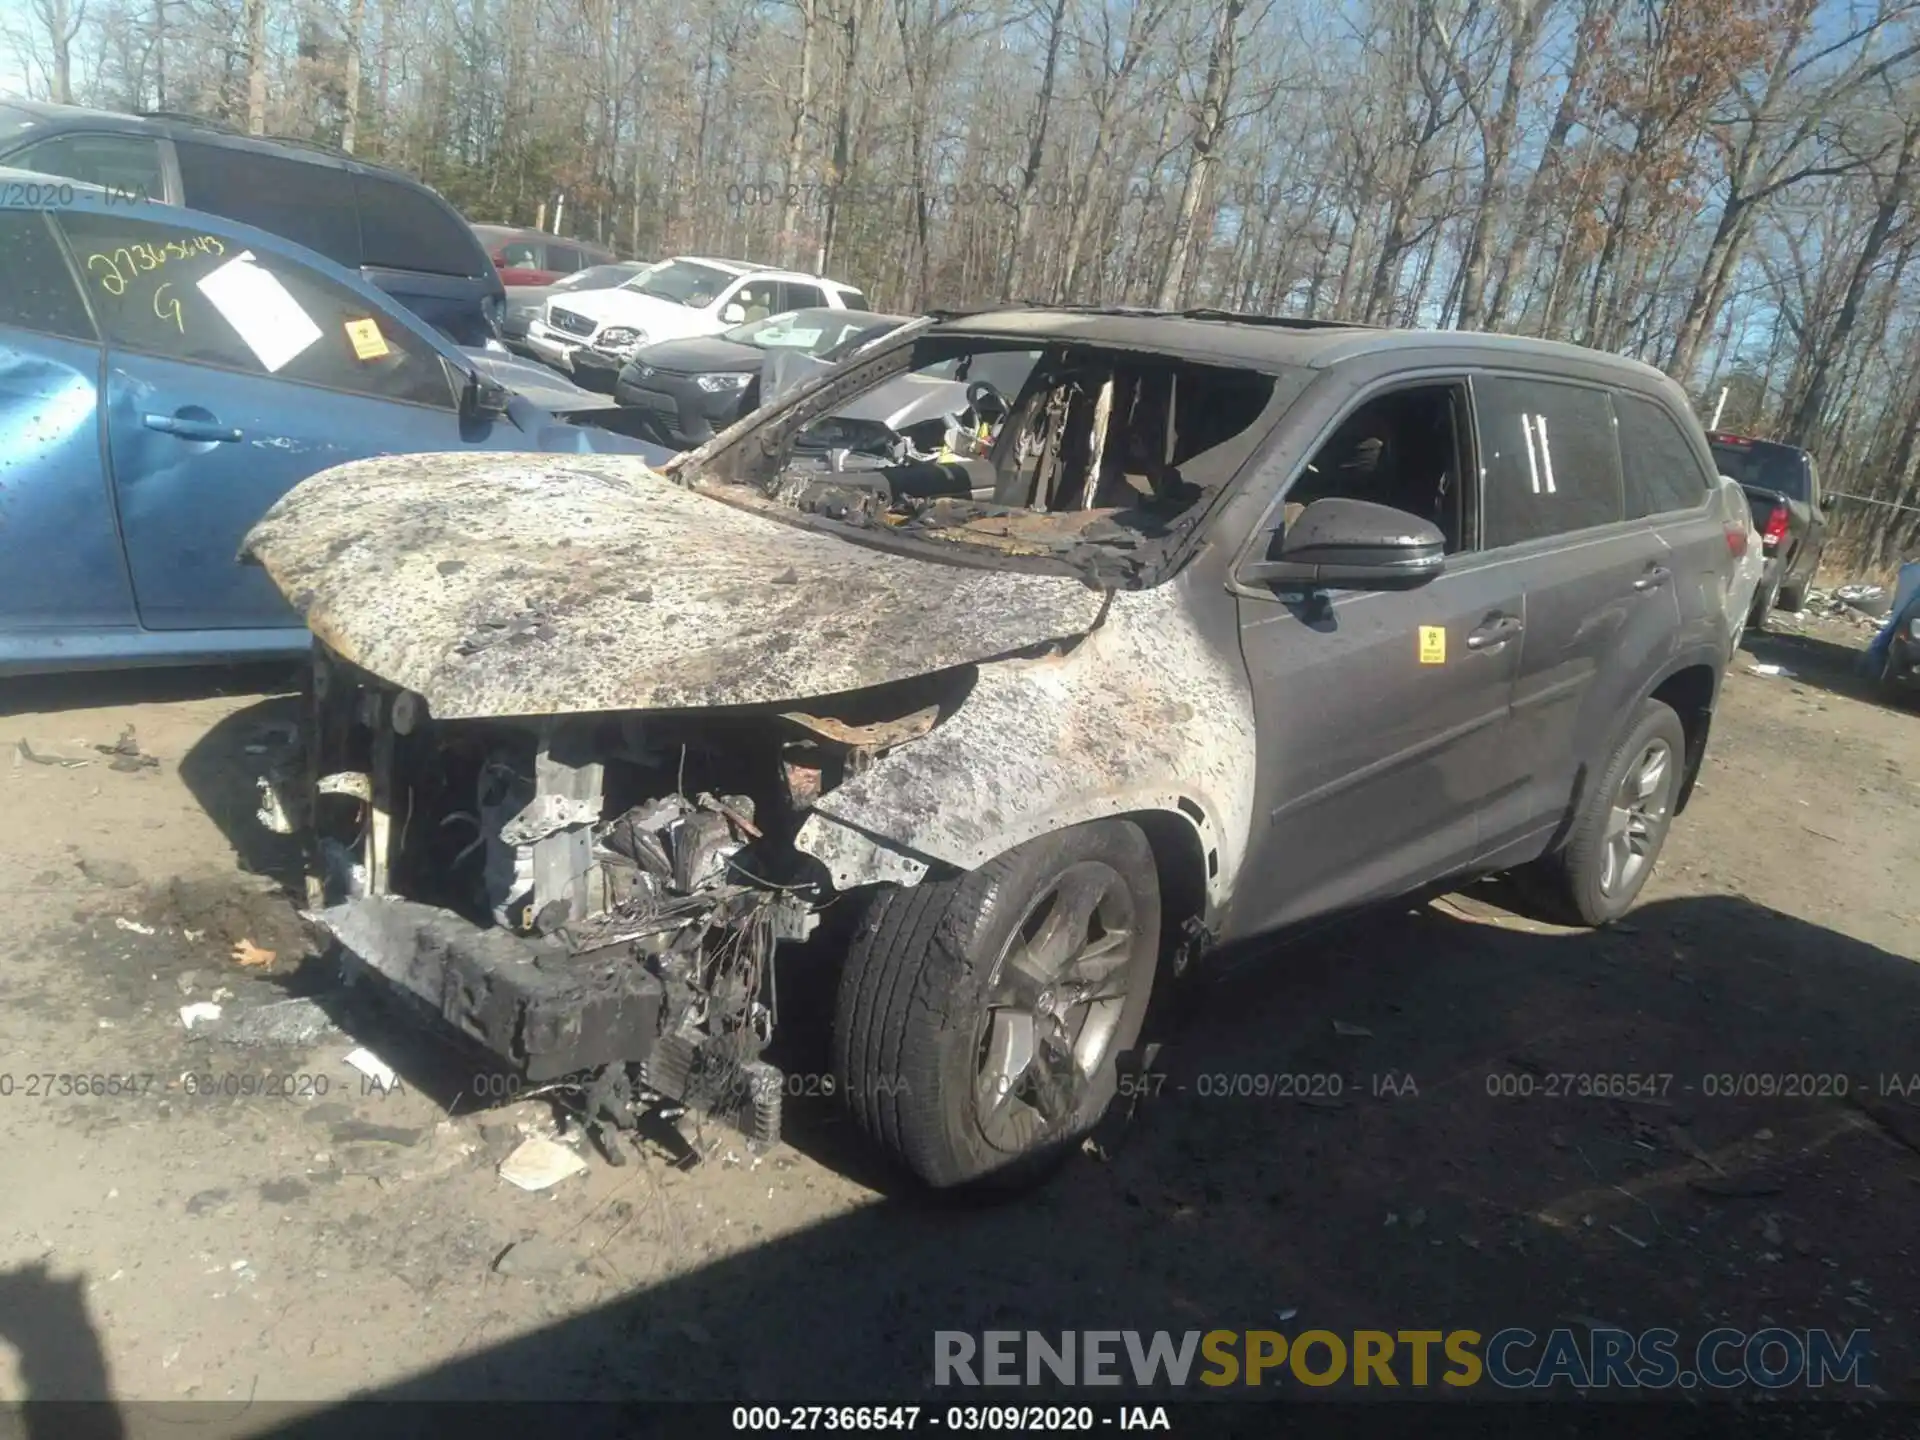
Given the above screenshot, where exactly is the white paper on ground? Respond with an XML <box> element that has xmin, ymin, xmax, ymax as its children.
<box><xmin>195</xmin><ymin>251</ymin><xmax>323</xmax><ymax>373</ymax></box>
<box><xmin>498</xmin><ymin>1136</ymin><xmax>590</xmax><ymax>1191</ymax></box>
<box><xmin>343</xmin><ymin>1046</ymin><xmax>398</xmax><ymax>1089</ymax></box>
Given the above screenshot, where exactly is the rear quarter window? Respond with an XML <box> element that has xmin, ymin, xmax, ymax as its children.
<box><xmin>175</xmin><ymin>141</ymin><xmax>362</xmax><ymax>268</ymax></box>
<box><xmin>1475</xmin><ymin>374</ymin><xmax>1625</xmax><ymax>546</ymax></box>
<box><xmin>1616</xmin><ymin>393</ymin><xmax>1712</xmax><ymax>517</ymax></box>
<box><xmin>356</xmin><ymin>176</ymin><xmax>488</xmax><ymax>277</ymax></box>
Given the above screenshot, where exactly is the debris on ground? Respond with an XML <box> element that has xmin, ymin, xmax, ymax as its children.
<box><xmin>491</xmin><ymin>1235</ymin><xmax>573</xmax><ymax>1277</ymax></box>
<box><xmin>15</xmin><ymin>740</ymin><xmax>90</xmax><ymax>768</ymax></box>
<box><xmin>343</xmin><ymin>1047</ymin><xmax>398</xmax><ymax>1090</ymax></box>
<box><xmin>498</xmin><ymin>1136</ymin><xmax>590</xmax><ymax>1191</ymax></box>
<box><xmin>95</xmin><ymin>726</ymin><xmax>160</xmax><ymax>771</ymax></box>
<box><xmin>78</xmin><ymin>856</ymin><xmax>140</xmax><ymax>889</ymax></box>
<box><xmin>221</xmin><ymin>996</ymin><xmax>338</xmax><ymax>1049</ymax></box>
<box><xmin>1332</xmin><ymin>1020</ymin><xmax>1374</xmax><ymax>1037</ymax></box>
<box><xmin>1747</xmin><ymin>663</ymin><xmax>1790</xmax><ymax>677</ymax></box>
<box><xmin>114</xmin><ymin>917</ymin><xmax>156</xmax><ymax>936</ymax></box>
<box><xmin>178</xmin><ymin>1002</ymin><xmax>223</xmax><ymax>1030</ymax></box>
<box><xmin>230</xmin><ymin>939</ymin><xmax>276</xmax><ymax>969</ymax></box>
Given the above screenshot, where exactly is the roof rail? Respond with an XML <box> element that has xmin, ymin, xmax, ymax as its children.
<box><xmin>924</xmin><ymin>301</ymin><xmax>1375</xmax><ymax>329</ymax></box>
<box><xmin>135</xmin><ymin>109</ymin><xmax>242</xmax><ymax>133</ymax></box>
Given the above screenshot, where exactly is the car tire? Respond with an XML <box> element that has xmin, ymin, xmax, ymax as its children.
<box><xmin>1778</xmin><ymin>578</ymin><xmax>1808</xmax><ymax>613</ymax></box>
<box><xmin>1747</xmin><ymin>570</ymin><xmax>1781</xmax><ymax>631</ymax></box>
<box><xmin>832</xmin><ymin>820</ymin><xmax>1162</xmax><ymax>1190</ymax></box>
<box><xmin>1523</xmin><ymin>699</ymin><xmax>1687</xmax><ymax>928</ymax></box>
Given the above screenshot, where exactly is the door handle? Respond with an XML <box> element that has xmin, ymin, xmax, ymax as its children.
<box><xmin>1633</xmin><ymin>566</ymin><xmax>1672</xmax><ymax>592</ymax></box>
<box><xmin>144</xmin><ymin>412</ymin><xmax>242</xmax><ymax>443</ymax></box>
<box><xmin>1466</xmin><ymin>615</ymin><xmax>1524</xmax><ymax>650</ymax></box>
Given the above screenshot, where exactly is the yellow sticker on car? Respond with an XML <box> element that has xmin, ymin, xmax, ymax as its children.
<box><xmin>345</xmin><ymin>318</ymin><xmax>390</xmax><ymax>360</ymax></box>
<box><xmin>1419</xmin><ymin>626</ymin><xmax>1447</xmax><ymax>665</ymax></box>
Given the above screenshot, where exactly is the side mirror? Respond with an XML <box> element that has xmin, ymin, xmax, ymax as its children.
<box><xmin>461</xmin><ymin>371</ymin><xmax>513</xmax><ymax>419</ymax></box>
<box><xmin>1241</xmin><ymin>497</ymin><xmax>1445</xmax><ymax>590</ymax></box>
<box><xmin>721</xmin><ymin>303</ymin><xmax>746</xmax><ymax>324</ymax></box>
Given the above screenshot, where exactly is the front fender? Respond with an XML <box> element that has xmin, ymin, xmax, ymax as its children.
<box><xmin>793</xmin><ymin>580</ymin><xmax>1257</xmax><ymax>908</ymax></box>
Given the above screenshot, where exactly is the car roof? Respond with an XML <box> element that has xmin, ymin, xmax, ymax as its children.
<box><xmin>0</xmin><ymin>98</ymin><xmax>449</xmax><ymax>196</ymax></box>
<box><xmin>473</xmin><ymin>223</ymin><xmax>610</xmax><ymax>247</ymax></box>
<box><xmin>1707</xmin><ymin>431</ymin><xmax>1810</xmax><ymax>457</ymax></box>
<box><xmin>925</xmin><ymin>306</ymin><xmax>1677</xmax><ymax>386</ymax></box>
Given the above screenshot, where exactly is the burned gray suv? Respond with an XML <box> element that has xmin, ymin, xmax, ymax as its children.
<box><xmin>244</xmin><ymin>309</ymin><xmax>1737</xmax><ymax>1189</ymax></box>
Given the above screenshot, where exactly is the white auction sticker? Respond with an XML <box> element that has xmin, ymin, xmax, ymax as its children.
<box><xmin>195</xmin><ymin>251</ymin><xmax>323</xmax><ymax>373</ymax></box>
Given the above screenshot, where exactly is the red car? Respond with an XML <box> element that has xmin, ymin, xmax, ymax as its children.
<box><xmin>472</xmin><ymin>224</ymin><xmax>618</xmax><ymax>286</ymax></box>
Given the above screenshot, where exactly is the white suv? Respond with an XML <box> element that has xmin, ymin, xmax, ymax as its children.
<box><xmin>526</xmin><ymin>256</ymin><xmax>868</xmax><ymax>381</ymax></box>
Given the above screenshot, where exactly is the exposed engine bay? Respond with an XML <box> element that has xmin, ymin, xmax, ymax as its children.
<box><xmin>272</xmin><ymin>645</ymin><xmax>965</xmax><ymax>1159</ymax></box>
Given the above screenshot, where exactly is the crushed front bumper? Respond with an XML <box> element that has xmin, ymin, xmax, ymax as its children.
<box><xmin>316</xmin><ymin>896</ymin><xmax>665</xmax><ymax>1082</ymax></box>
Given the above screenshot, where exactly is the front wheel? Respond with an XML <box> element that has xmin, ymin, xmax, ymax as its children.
<box><xmin>1520</xmin><ymin>699</ymin><xmax>1686</xmax><ymax>927</ymax></box>
<box><xmin>833</xmin><ymin>820</ymin><xmax>1163</xmax><ymax>1190</ymax></box>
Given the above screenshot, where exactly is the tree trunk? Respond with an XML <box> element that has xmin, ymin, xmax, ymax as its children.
<box><xmin>339</xmin><ymin>0</ymin><xmax>365</xmax><ymax>152</ymax></box>
<box><xmin>245</xmin><ymin>0</ymin><xmax>269</xmax><ymax>133</ymax></box>
<box><xmin>1004</xmin><ymin>0</ymin><xmax>1067</xmax><ymax>299</ymax></box>
<box><xmin>776</xmin><ymin>0</ymin><xmax>818</xmax><ymax>268</ymax></box>
<box><xmin>1785</xmin><ymin>118</ymin><xmax>1920</xmax><ymax>446</ymax></box>
<box><xmin>1156</xmin><ymin>0</ymin><xmax>1243</xmax><ymax>308</ymax></box>
<box><xmin>1456</xmin><ymin>0</ymin><xmax>1545</xmax><ymax>329</ymax></box>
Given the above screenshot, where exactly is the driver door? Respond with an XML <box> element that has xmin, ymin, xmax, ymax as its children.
<box><xmin>58</xmin><ymin>209</ymin><xmax>534</xmax><ymax>632</ymax></box>
<box><xmin>1225</xmin><ymin>376</ymin><xmax>1527</xmax><ymax>938</ymax></box>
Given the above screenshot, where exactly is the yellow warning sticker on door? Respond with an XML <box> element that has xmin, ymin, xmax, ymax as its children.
<box><xmin>345</xmin><ymin>318</ymin><xmax>390</xmax><ymax>360</ymax></box>
<box><xmin>1418</xmin><ymin>626</ymin><xmax>1447</xmax><ymax>665</ymax></box>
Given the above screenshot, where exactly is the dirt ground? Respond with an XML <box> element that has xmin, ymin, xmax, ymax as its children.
<box><xmin>0</xmin><ymin>609</ymin><xmax>1917</xmax><ymax>1424</ymax></box>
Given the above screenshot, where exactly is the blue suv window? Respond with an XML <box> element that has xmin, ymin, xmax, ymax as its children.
<box><xmin>59</xmin><ymin>211</ymin><xmax>455</xmax><ymax>410</ymax></box>
<box><xmin>0</xmin><ymin>210</ymin><xmax>95</xmax><ymax>340</ymax></box>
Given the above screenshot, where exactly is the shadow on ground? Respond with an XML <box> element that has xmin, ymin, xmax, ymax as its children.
<box><xmin>0</xmin><ymin>664</ymin><xmax>303</xmax><ymax>721</ymax></box>
<box><xmin>9</xmin><ymin>890</ymin><xmax>1902</xmax><ymax>1428</ymax></box>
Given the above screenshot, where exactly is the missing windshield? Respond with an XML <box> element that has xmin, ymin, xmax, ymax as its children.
<box><xmin>719</xmin><ymin>338</ymin><xmax>1283</xmax><ymax>580</ymax></box>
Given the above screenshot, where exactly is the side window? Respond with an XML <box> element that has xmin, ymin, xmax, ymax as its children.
<box><xmin>546</xmin><ymin>244</ymin><xmax>586</xmax><ymax>272</ymax></box>
<box><xmin>59</xmin><ymin>211</ymin><xmax>454</xmax><ymax>409</ymax></box>
<box><xmin>499</xmin><ymin>241</ymin><xmax>540</xmax><ymax>267</ymax></box>
<box><xmin>838</xmin><ymin>289</ymin><xmax>870</xmax><ymax>310</ymax></box>
<box><xmin>729</xmin><ymin>281</ymin><xmax>775</xmax><ymax>321</ymax></box>
<box><xmin>0</xmin><ymin>210</ymin><xmax>96</xmax><ymax>340</ymax></box>
<box><xmin>174</xmin><ymin>142</ymin><xmax>361</xmax><ymax>268</ymax></box>
<box><xmin>9</xmin><ymin>132</ymin><xmax>164</xmax><ymax>200</ymax></box>
<box><xmin>356</xmin><ymin>176</ymin><xmax>489</xmax><ymax>278</ymax></box>
<box><xmin>778</xmin><ymin>282</ymin><xmax>827</xmax><ymax>311</ymax></box>
<box><xmin>1280</xmin><ymin>383</ymin><xmax>1472</xmax><ymax>554</ymax></box>
<box><xmin>1475</xmin><ymin>376</ymin><xmax>1623</xmax><ymax>547</ymax></box>
<box><xmin>1616</xmin><ymin>392</ymin><xmax>1711</xmax><ymax>518</ymax></box>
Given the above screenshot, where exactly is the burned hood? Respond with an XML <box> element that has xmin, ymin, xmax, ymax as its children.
<box><xmin>242</xmin><ymin>453</ymin><xmax>1105</xmax><ymax>720</ymax></box>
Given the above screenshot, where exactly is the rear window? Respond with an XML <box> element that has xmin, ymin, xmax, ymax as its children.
<box><xmin>175</xmin><ymin>140</ymin><xmax>361</xmax><ymax>268</ymax></box>
<box><xmin>1617</xmin><ymin>393</ymin><xmax>1711</xmax><ymax>517</ymax></box>
<box><xmin>838</xmin><ymin>289</ymin><xmax>870</xmax><ymax>310</ymax></box>
<box><xmin>1709</xmin><ymin>436</ymin><xmax>1810</xmax><ymax>501</ymax></box>
<box><xmin>356</xmin><ymin>175</ymin><xmax>488</xmax><ymax>277</ymax></box>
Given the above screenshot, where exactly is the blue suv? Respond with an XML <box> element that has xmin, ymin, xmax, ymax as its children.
<box><xmin>0</xmin><ymin>177</ymin><xmax>669</xmax><ymax>676</ymax></box>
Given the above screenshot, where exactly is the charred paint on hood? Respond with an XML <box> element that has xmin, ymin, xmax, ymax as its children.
<box><xmin>242</xmin><ymin>451</ymin><xmax>1108</xmax><ymax>720</ymax></box>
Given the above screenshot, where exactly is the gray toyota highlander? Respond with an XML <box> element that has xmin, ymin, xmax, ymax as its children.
<box><xmin>243</xmin><ymin>309</ymin><xmax>1738</xmax><ymax>1190</ymax></box>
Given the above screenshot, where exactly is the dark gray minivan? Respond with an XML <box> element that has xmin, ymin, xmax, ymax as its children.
<box><xmin>0</xmin><ymin>100</ymin><xmax>503</xmax><ymax>345</ymax></box>
<box><xmin>242</xmin><ymin>311</ymin><xmax>1740</xmax><ymax>1190</ymax></box>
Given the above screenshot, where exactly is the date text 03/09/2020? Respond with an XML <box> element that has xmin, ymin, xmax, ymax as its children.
<box><xmin>731</xmin><ymin>1407</ymin><xmax>1171</xmax><ymax>1431</ymax></box>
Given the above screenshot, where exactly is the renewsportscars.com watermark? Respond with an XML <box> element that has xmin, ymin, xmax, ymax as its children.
<box><xmin>934</xmin><ymin>1328</ymin><xmax>1873</xmax><ymax>1390</ymax></box>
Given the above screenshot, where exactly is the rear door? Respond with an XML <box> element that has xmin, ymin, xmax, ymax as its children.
<box><xmin>56</xmin><ymin>207</ymin><xmax>524</xmax><ymax>632</ymax></box>
<box><xmin>1468</xmin><ymin>372</ymin><xmax>1677</xmax><ymax>861</ymax></box>
<box><xmin>0</xmin><ymin>210</ymin><xmax>137</xmax><ymax>639</ymax></box>
<box><xmin>1617</xmin><ymin>389</ymin><xmax>1729</xmax><ymax>660</ymax></box>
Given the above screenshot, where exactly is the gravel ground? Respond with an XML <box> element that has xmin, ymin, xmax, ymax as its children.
<box><xmin>0</xmin><ymin>616</ymin><xmax>1916</xmax><ymax>1426</ymax></box>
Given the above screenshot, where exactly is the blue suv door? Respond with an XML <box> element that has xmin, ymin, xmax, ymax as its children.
<box><xmin>56</xmin><ymin>207</ymin><xmax>536</xmax><ymax>633</ymax></box>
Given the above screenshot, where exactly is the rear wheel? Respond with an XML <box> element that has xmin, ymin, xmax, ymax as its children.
<box><xmin>1747</xmin><ymin>569</ymin><xmax>1781</xmax><ymax>631</ymax></box>
<box><xmin>1521</xmin><ymin>699</ymin><xmax>1686</xmax><ymax>927</ymax></box>
<box><xmin>1778</xmin><ymin>577</ymin><xmax>1808</xmax><ymax>613</ymax></box>
<box><xmin>833</xmin><ymin>820</ymin><xmax>1162</xmax><ymax>1190</ymax></box>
